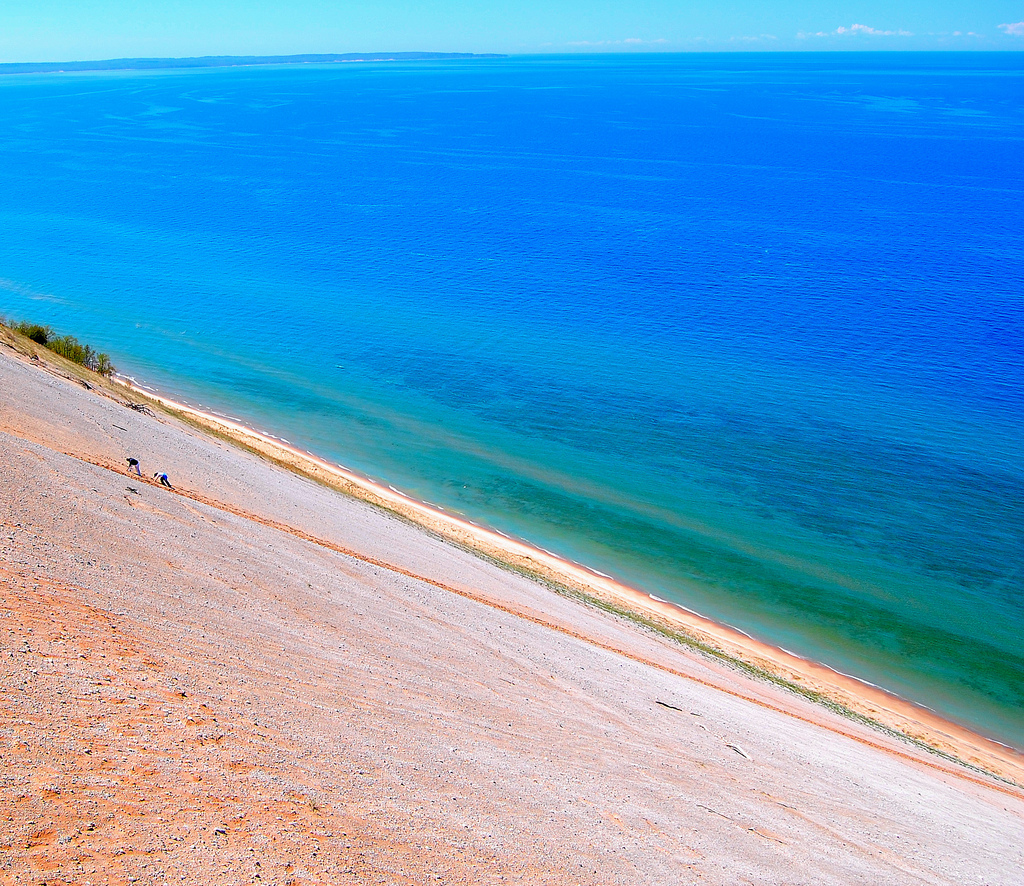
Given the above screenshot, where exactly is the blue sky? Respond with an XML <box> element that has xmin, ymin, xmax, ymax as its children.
<box><xmin>1</xmin><ymin>1</ymin><xmax>1023</xmax><ymax>61</ymax></box>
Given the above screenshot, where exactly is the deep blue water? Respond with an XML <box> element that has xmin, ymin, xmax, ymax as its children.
<box><xmin>1</xmin><ymin>53</ymin><xmax>1022</xmax><ymax>747</ymax></box>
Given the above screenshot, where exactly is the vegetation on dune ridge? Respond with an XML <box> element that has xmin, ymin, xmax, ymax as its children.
<box><xmin>1</xmin><ymin>317</ymin><xmax>115</xmax><ymax>376</ymax></box>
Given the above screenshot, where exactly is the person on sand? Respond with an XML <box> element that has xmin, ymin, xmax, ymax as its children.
<box><xmin>126</xmin><ymin>457</ymin><xmax>142</xmax><ymax>475</ymax></box>
<box><xmin>154</xmin><ymin>471</ymin><xmax>172</xmax><ymax>489</ymax></box>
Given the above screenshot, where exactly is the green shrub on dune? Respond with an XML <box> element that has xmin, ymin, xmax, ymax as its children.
<box><xmin>48</xmin><ymin>333</ymin><xmax>93</xmax><ymax>365</ymax></box>
<box><xmin>14</xmin><ymin>321</ymin><xmax>52</xmax><ymax>345</ymax></box>
<box><xmin>4</xmin><ymin>318</ymin><xmax>116</xmax><ymax>377</ymax></box>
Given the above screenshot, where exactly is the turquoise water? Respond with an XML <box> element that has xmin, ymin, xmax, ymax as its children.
<box><xmin>1</xmin><ymin>54</ymin><xmax>1022</xmax><ymax>746</ymax></box>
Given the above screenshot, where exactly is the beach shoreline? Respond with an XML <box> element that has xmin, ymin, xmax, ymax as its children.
<box><xmin>4</xmin><ymin>333</ymin><xmax>1024</xmax><ymax>883</ymax></box>
<box><xmin>108</xmin><ymin>372</ymin><xmax>1024</xmax><ymax>786</ymax></box>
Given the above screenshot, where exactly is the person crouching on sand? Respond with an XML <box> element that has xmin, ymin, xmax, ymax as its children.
<box><xmin>154</xmin><ymin>472</ymin><xmax>172</xmax><ymax>488</ymax></box>
<box><xmin>126</xmin><ymin>457</ymin><xmax>142</xmax><ymax>475</ymax></box>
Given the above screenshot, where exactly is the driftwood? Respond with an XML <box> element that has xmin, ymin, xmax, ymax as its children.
<box><xmin>655</xmin><ymin>700</ymin><xmax>684</xmax><ymax>712</ymax></box>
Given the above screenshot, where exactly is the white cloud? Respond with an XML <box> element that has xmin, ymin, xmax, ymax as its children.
<box><xmin>800</xmin><ymin>23</ymin><xmax>913</xmax><ymax>38</ymax></box>
<box><xmin>730</xmin><ymin>34</ymin><xmax>779</xmax><ymax>43</ymax></box>
<box><xmin>999</xmin><ymin>21</ymin><xmax>1024</xmax><ymax>36</ymax></box>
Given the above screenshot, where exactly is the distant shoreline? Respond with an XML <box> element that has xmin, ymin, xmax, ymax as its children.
<box><xmin>0</xmin><ymin>53</ymin><xmax>507</xmax><ymax>76</ymax></box>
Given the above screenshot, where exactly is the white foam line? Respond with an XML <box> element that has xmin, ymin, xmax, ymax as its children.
<box><xmin>210</xmin><ymin>410</ymin><xmax>240</xmax><ymax>421</ymax></box>
<box><xmin>818</xmin><ymin>662</ymin><xmax>884</xmax><ymax>691</ymax></box>
<box><xmin>655</xmin><ymin>598</ymin><xmax>703</xmax><ymax>616</ymax></box>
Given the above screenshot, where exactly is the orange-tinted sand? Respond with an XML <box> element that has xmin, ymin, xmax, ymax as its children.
<box><xmin>2</xmin><ymin>337</ymin><xmax>1022</xmax><ymax>885</ymax></box>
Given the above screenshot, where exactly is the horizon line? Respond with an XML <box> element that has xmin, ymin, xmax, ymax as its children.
<box><xmin>2</xmin><ymin>47</ymin><xmax>1024</xmax><ymax>72</ymax></box>
<box><xmin>0</xmin><ymin>52</ymin><xmax>507</xmax><ymax>74</ymax></box>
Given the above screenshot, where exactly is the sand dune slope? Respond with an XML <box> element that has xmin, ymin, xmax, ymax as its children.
<box><xmin>1</xmin><ymin>349</ymin><xmax>1022</xmax><ymax>885</ymax></box>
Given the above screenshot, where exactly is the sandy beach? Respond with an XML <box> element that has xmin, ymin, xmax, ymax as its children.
<box><xmin>2</xmin><ymin>330</ymin><xmax>1022</xmax><ymax>885</ymax></box>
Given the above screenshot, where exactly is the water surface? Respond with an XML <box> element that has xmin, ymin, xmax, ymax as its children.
<box><xmin>1</xmin><ymin>53</ymin><xmax>1022</xmax><ymax>746</ymax></box>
